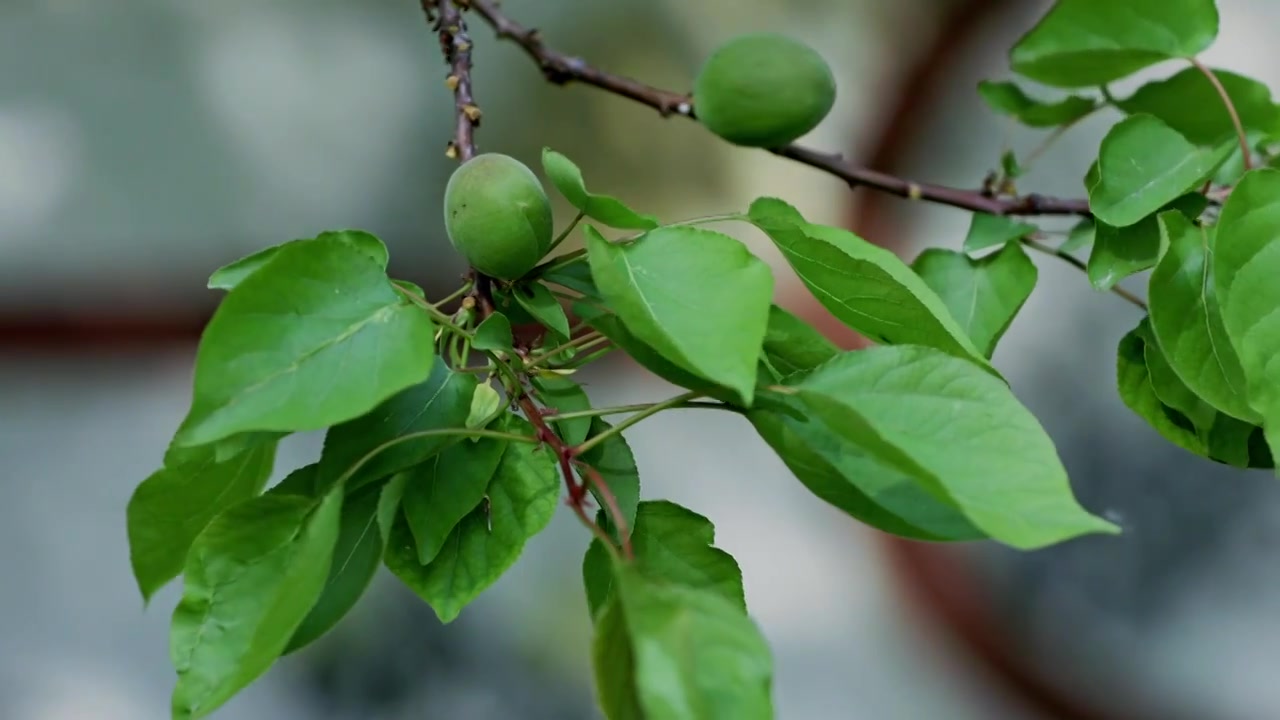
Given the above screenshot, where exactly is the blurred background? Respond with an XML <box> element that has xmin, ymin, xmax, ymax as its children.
<box><xmin>5</xmin><ymin>0</ymin><xmax>1280</xmax><ymax>718</ymax></box>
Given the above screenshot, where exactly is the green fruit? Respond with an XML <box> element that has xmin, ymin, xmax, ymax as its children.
<box><xmin>693</xmin><ymin>33</ymin><xmax>836</xmax><ymax>148</ymax></box>
<box><xmin>444</xmin><ymin>153</ymin><xmax>555</xmax><ymax>280</ymax></box>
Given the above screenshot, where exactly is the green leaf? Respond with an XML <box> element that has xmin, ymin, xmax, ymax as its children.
<box><xmin>795</xmin><ymin>347</ymin><xmax>1118</xmax><ymax>548</ymax></box>
<box><xmin>285</xmin><ymin>482</ymin><xmax>385</xmax><ymax>654</ymax></box>
<box><xmin>963</xmin><ymin>212</ymin><xmax>1039</xmax><ymax>255</ymax></box>
<box><xmin>1009</xmin><ymin>0</ymin><xmax>1219</xmax><ymax>88</ymax></box>
<box><xmin>613</xmin><ymin>565</ymin><xmax>774</xmax><ymax>720</ymax></box>
<box><xmin>174</xmin><ymin>234</ymin><xmax>435</xmax><ymax>448</ymax></box>
<box><xmin>1116</xmin><ymin>67</ymin><xmax>1280</xmax><ymax>145</ymax></box>
<box><xmin>1117</xmin><ymin>321</ymin><xmax>1210</xmax><ymax>455</ymax></box>
<box><xmin>127</xmin><ymin>441</ymin><xmax>277</xmax><ymax>602</ymax></box>
<box><xmin>317</xmin><ymin>363</ymin><xmax>477</xmax><ymax>491</ymax></box>
<box><xmin>912</xmin><ymin>243</ymin><xmax>1038</xmax><ymax>358</ymax></box>
<box><xmin>1060</xmin><ymin>219</ymin><xmax>1095</xmax><ymax>254</ymax></box>
<box><xmin>376</xmin><ymin>473</ymin><xmax>407</xmax><ymax>544</ymax></box>
<box><xmin>472</xmin><ymin>313</ymin><xmax>514</xmax><ymax>352</ymax></box>
<box><xmin>542</xmin><ymin>148</ymin><xmax>660</xmax><ymax>230</ymax></box>
<box><xmin>592</xmin><ymin>596</ymin><xmax>644</xmax><ymax>719</ymax></box>
<box><xmin>1088</xmin><ymin>115</ymin><xmax>1231</xmax><ymax>228</ymax></box>
<box><xmin>1120</xmin><ymin>319</ymin><xmax>1270</xmax><ymax>468</ymax></box>
<box><xmin>539</xmin><ymin>257</ymin><xmax>601</xmax><ymax>299</ymax></box>
<box><xmin>583</xmin><ymin>501</ymin><xmax>744</xmax><ymax>619</ymax></box>
<box><xmin>402</xmin><ymin>437</ymin><xmax>507</xmax><ymax>565</ymax></box>
<box><xmin>585</xmin><ymin>311</ymin><xmax>738</xmax><ymax>403</ymax></box>
<box><xmin>977</xmin><ymin>80</ymin><xmax>1098</xmax><ymax>127</ymax></box>
<box><xmin>383</xmin><ymin>416</ymin><xmax>559</xmax><ymax>622</ymax></box>
<box><xmin>749</xmin><ymin>391</ymin><xmax>982</xmax><ymax>542</ymax></box>
<box><xmin>1087</xmin><ymin>193</ymin><xmax>1207</xmax><ymax>290</ymax></box>
<box><xmin>579</xmin><ymin>418</ymin><xmax>641</xmax><ymax>540</ymax></box>
<box><xmin>748</xmin><ymin>198</ymin><xmax>993</xmax><ymax>373</ymax></box>
<box><xmin>586</xmin><ymin>224</ymin><xmax>774</xmax><ymax>405</ymax></box>
<box><xmin>390</xmin><ymin>279</ymin><xmax>425</xmax><ymax>299</ymax></box>
<box><xmin>1148</xmin><ymin>212</ymin><xmax>1256</xmax><ymax>421</ymax></box>
<box><xmin>514</xmin><ymin>281</ymin><xmax>571</xmax><ymax>339</ymax></box>
<box><xmin>465</xmin><ymin>383</ymin><xmax>504</xmax><ymax>430</ymax></box>
<box><xmin>170</xmin><ymin>488</ymin><xmax>343</xmax><ymax>719</ymax></box>
<box><xmin>205</xmin><ymin>432</ymin><xmax>286</xmax><ymax>465</ymax></box>
<box><xmin>760</xmin><ymin>305</ymin><xmax>839</xmax><ymax>381</ymax></box>
<box><xmin>1214</xmin><ymin>168</ymin><xmax>1280</xmax><ymax>455</ymax></box>
<box><xmin>207</xmin><ymin>231</ymin><xmax>390</xmax><ymax>292</ymax></box>
<box><xmin>531</xmin><ymin>372</ymin><xmax>593</xmax><ymax>446</ymax></box>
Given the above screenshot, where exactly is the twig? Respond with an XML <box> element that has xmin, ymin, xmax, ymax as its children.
<box><xmin>467</xmin><ymin>0</ymin><xmax>1090</xmax><ymax>218</ymax></box>
<box><xmin>1190</xmin><ymin>57</ymin><xmax>1252</xmax><ymax>171</ymax></box>
<box><xmin>426</xmin><ymin>0</ymin><xmax>480</xmax><ymax>161</ymax></box>
<box><xmin>1022</xmin><ymin>238</ymin><xmax>1147</xmax><ymax>310</ymax></box>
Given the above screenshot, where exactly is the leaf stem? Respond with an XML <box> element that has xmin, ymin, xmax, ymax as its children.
<box><xmin>543</xmin><ymin>399</ymin><xmax>731</xmax><ymax>424</ymax></box>
<box><xmin>572</xmin><ymin>391</ymin><xmax>702</xmax><ymax>456</ymax></box>
<box><xmin>1190</xmin><ymin>56</ymin><xmax>1252</xmax><ymax>171</ymax></box>
<box><xmin>574</xmin><ymin>460</ymin><xmax>633</xmax><ymax>561</ymax></box>
<box><xmin>525</xmin><ymin>331</ymin><xmax>609</xmax><ymax>367</ymax></box>
<box><xmin>396</xmin><ymin>283</ymin><xmax>474</xmax><ymax>336</ymax></box>
<box><xmin>432</xmin><ymin>282</ymin><xmax>473</xmax><ymax>308</ymax></box>
<box><xmin>335</xmin><ymin>427</ymin><xmax>538</xmax><ymax>488</ymax></box>
<box><xmin>546</xmin><ymin>211</ymin><xmax>585</xmax><ymax>255</ymax></box>
<box><xmin>1022</xmin><ymin>237</ymin><xmax>1147</xmax><ymax>310</ymax></box>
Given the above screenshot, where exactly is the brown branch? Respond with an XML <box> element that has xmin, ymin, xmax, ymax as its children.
<box><xmin>467</xmin><ymin>0</ymin><xmax>1090</xmax><ymax>218</ymax></box>
<box><xmin>425</xmin><ymin>0</ymin><xmax>480</xmax><ymax>162</ymax></box>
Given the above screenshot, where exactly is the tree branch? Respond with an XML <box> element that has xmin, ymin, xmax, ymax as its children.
<box><xmin>425</xmin><ymin>0</ymin><xmax>480</xmax><ymax>162</ymax></box>
<box><xmin>467</xmin><ymin>0</ymin><xmax>1090</xmax><ymax>218</ymax></box>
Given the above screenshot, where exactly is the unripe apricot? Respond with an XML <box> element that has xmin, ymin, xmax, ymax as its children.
<box><xmin>693</xmin><ymin>33</ymin><xmax>836</xmax><ymax>148</ymax></box>
<box><xmin>444</xmin><ymin>153</ymin><xmax>555</xmax><ymax>280</ymax></box>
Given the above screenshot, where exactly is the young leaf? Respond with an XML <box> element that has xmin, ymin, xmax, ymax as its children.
<box><xmin>465</xmin><ymin>383</ymin><xmax>503</xmax><ymax>430</ymax></box>
<box><xmin>170</xmin><ymin>488</ymin><xmax>343</xmax><ymax>719</ymax></box>
<box><xmin>579</xmin><ymin>417</ymin><xmax>641</xmax><ymax>540</ymax></box>
<box><xmin>472</xmin><ymin>313</ymin><xmax>514</xmax><ymax>352</ymax></box>
<box><xmin>513</xmin><ymin>281</ymin><xmax>572</xmax><ymax>339</ymax></box>
<box><xmin>748</xmin><ymin>198</ymin><xmax>994</xmax><ymax>374</ymax></box>
<box><xmin>586</xmin><ymin>224</ymin><xmax>774</xmax><ymax>405</ymax></box>
<box><xmin>1116</xmin><ymin>67</ymin><xmax>1280</xmax><ymax>146</ymax></box>
<box><xmin>383</xmin><ymin>417</ymin><xmax>559</xmax><ymax>623</ymax></box>
<box><xmin>542</xmin><ymin>148</ymin><xmax>660</xmax><ymax>230</ymax></box>
<box><xmin>912</xmin><ymin>243</ymin><xmax>1038</xmax><ymax>358</ymax></box>
<box><xmin>401</xmin><ymin>437</ymin><xmax>507</xmax><ymax>565</ymax></box>
<box><xmin>174</xmin><ymin>234</ymin><xmax>435</xmax><ymax>448</ymax></box>
<box><xmin>1087</xmin><ymin>115</ymin><xmax>1231</xmax><ymax>228</ymax></box>
<box><xmin>583</xmin><ymin>501</ymin><xmax>744</xmax><ymax>619</ymax></box>
<box><xmin>1001</xmin><ymin>150</ymin><xmax>1022</xmax><ymax>180</ymax></box>
<box><xmin>285</xmin><ymin>482</ymin><xmax>385</xmax><ymax>654</ymax></box>
<box><xmin>976</xmin><ymin>80</ymin><xmax>1098</xmax><ymax>127</ymax></box>
<box><xmin>1059</xmin><ymin>219</ymin><xmax>1095</xmax><ymax>254</ymax></box>
<box><xmin>962</xmin><ymin>212</ymin><xmax>1039</xmax><ymax>255</ymax></box>
<box><xmin>611</xmin><ymin>565</ymin><xmax>774</xmax><ymax>720</ymax></box>
<box><xmin>1087</xmin><ymin>193</ymin><xmax>1207</xmax><ymax>290</ymax></box>
<box><xmin>749</xmin><ymin>392</ymin><xmax>983</xmax><ymax>542</ymax></box>
<box><xmin>377</xmin><ymin>473</ymin><xmax>408</xmax><ymax>544</ymax></box>
<box><xmin>207</xmin><ymin>231</ymin><xmax>389</xmax><ymax>291</ymax></box>
<box><xmin>316</xmin><ymin>363</ymin><xmax>477</xmax><ymax>491</ymax></box>
<box><xmin>795</xmin><ymin>346</ymin><xmax>1118</xmax><ymax>548</ymax></box>
<box><xmin>1010</xmin><ymin>0</ymin><xmax>1219</xmax><ymax>88</ymax></box>
<box><xmin>1214</xmin><ymin>168</ymin><xmax>1280</xmax><ymax>453</ymax></box>
<box><xmin>127</xmin><ymin>441</ymin><xmax>277</xmax><ymax>602</ymax></box>
<box><xmin>1148</xmin><ymin>212</ymin><xmax>1256</xmax><ymax>422</ymax></box>
<box><xmin>760</xmin><ymin>304</ymin><xmax>839</xmax><ymax>381</ymax></box>
<box><xmin>532</xmin><ymin>372</ymin><xmax>593</xmax><ymax>446</ymax></box>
